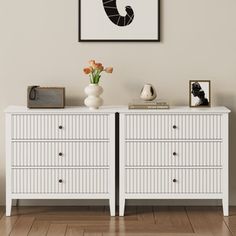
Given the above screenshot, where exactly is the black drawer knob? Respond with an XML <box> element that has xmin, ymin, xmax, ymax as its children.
<box><xmin>58</xmin><ymin>125</ymin><xmax>63</xmax><ymax>129</ymax></box>
<box><xmin>59</xmin><ymin>179</ymin><xmax>63</xmax><ymax>183</ymax></box>
<box><xmin>59</xmin><ymin>152</ymin><xmax>63</xmax><ymax>156</ymax></box>
<box><xmin>173</xmin><ymin>152</ymin><xmax>177</xmax><ymax>156</ymax></box>
<box><xmin>173</xmin><ymin>179</ymin><xmax>177</xmax><ymax>183</ymax></box>
<box><xmin>173</xmin><ymin>125</ymin><xmax>177</xmax><ymax>129</ymax></box>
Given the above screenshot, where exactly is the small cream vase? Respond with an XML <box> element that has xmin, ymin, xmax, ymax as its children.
<box><xmin>84</xmin><ymin>84</ymin><xmax>103</xmax><ymax>110</ymax></box>
<box><xmin>140</xmin><ymin>84</ymin><xmax>157</xmax><ymax>101</ymax></box>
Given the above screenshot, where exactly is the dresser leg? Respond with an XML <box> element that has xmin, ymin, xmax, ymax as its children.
<box><xmin>223</xmin><ymin>198</ymin><xmax>229</xmax><ymax>216</ymax></box>
<box><xmin>119</xmin><ymin>198</ymin><xmax>125</xmax><ymax>216</ymax></box>
<box><xmin>6</xmin><ymin>199</ymin><xmax>12</xmax><ymax>217</ymax></box>
<box><xmin>109</xmin><ymin>198</ymin><xmax>115</xmax><ymax>216</ymax></box>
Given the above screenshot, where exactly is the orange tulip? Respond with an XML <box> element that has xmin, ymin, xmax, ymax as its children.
<box><xmin>83</xmin><ymin>67</ymin><xmax>91</xmax><ymax>74</ymax></box>
<box><xmin>84</xmin><ymin>61</ymin><xmax>113</xmax><ymax>84</ymax></box>
<box><xmin>105</xmin><ymin>67</ymin><xmax>113</xmax><ymax>73</ymax></box>
<box><xmin>94</xmin><ymin>63</ymin><xmax>104</xmax><ymax>71</ymax></box>
<box><xmin>89</xmin><ymin>60</ymin><xmax>96</xmax><ymax>66</ymax></box>
<box><xmin>99</xmin><ymin>65</ymin><xmax>104</xmax><ymax>71</ymax></box>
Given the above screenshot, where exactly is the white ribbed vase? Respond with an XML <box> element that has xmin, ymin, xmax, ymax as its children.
<box><xmin>84</xmin><ymin>84</ymin><xmax>103</xmax><ymax>110</ymax></box>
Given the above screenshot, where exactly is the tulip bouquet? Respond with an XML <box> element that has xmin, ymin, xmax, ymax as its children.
<box><xmin>83</xmin><ymin>60</ymin><xmax>113</xmax><ymax>84</ymax></box>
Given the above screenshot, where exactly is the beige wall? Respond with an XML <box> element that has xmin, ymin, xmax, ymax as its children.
<box><xmin>0</xmin><ymin>0</ymin><xmax>236</xmax><ymax>205</ymax></box>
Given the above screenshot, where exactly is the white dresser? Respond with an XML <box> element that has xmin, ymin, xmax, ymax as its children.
<box><xmin>5</xmin><ymin>106</ymin><xmax>116</xmax><ymax>216</ymax></box>
<box><xmin>119</xmin><ymin>107</ymin><xmax>230</xmax><ymax>216</ymax></box>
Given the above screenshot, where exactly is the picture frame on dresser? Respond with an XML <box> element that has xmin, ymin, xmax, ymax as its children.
<box><xmin>189</xmin><ymin>80</ymin><xmax>211</xmax><ymax>107</ymax></box>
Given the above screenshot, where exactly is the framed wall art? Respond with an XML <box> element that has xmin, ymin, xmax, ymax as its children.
<box><xmin>79</xmin><ymin>0</ymin><xmax>161</xmax><ymax>42</ymax></box>
<box><xmin>189</xmin><ymin>80</ymin><xmax>211</xmax><ymax>107</ymax></box>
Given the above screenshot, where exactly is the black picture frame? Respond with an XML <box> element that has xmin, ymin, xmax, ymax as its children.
<box><xmin>189</xmin><ymin>80</ymin><xmax>211</xmax><ymax>108</ymax></box>
<box><xmin>78</xmin><ymin>0</ymin><xmax>161</xmax><ymax>42</ymax></box>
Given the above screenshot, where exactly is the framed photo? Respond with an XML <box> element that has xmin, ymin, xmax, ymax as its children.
<box><xmin>189</xmin><ymin>80</ymin><xmax>211</xmax><ymax>107</ymax></box>
<box><xmin>79</xmin><ymin>0</ymin><xmax>161</xmax><ymax>42</ymax></box>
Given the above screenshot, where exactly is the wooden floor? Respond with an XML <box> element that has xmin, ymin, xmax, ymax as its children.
<box><xmin>0</xmin><ymin>206</ymin><xmax>236</xmax><ymax>236</ymax></box>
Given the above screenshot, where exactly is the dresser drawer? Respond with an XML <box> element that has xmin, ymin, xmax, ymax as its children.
<box><xmin>12</xmin><ymin>141</ymin><xmax>109</xmax><ymax>167</ymax></box>
<box><xmin>125</xmin><ymin>141</ymin><xmax>222</xmax><ymax>167</ymax></box>
<box><xmin>125</xmin><ymin>168</ymin><xmax>222</xmax><ymax>194</ymax></box>
<box><xmin>12</xmin><ymin>114</ymin><xmax>109</xmax><ymax>140</ymax></box>
<box><xmin>125</xmin><ymin>114</ymin><xmax>221</xmax><ymax>140</ymax></box>
<box><xmin>12</xmin><ymin>168</ymin><xmax>109</xmax><ymax>194</ymax></box>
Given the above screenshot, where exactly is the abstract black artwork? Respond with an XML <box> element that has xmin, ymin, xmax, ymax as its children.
<box><xmin>79</xmin><ymin>0</ymin><xmax>160</xmax><ymax>42</ymax></box>
<box><xmin>189</xmin><ymin>80</ymin><xmax>211</xmax><ymax>107</ymax></box>
<box><xmin>102</xmin><ymin>0</ymin><xmax>134</xmax><ymax>27</ymax></box>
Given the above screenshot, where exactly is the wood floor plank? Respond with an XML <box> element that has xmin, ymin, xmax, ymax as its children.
<box><xmin>37</xmin><ymin>216</ymin><xmax>137</xmax><ymax>224</ymax></box>
<box><xmin>223</xmin><ymin>207</ymin><xmax>236</xmax><ymax>235</ymax></box>
<box><xmin>28</xmin><ymin>220</ymin><xmax>50</xmax><ymax>236</ymax></box>
<box><xmin>65</xmin><ymin>225</ymin><xmax>83</xmax><ymax>236</ymax></box>
<box><xmin>70</xmin><ymin>219</ymin><xmax>171</xmax><ymax>233</ymax></box>
<box><xmin>0</xmin><ymin>206</ymin><xmax>231</xmax><ymax>236</ymax></box>
<box><xmin>47</xmin><ymin>223</ymin><xmax>67</xmax><ymax>236</ymax></box>
<box><xmin>103</xmin><ymin>234</ymin><xmax>212</xmax><ymax>236</ymax></box>
<box><xmin>224</xmin><ymin>218</ymin><xmax>236</xmax><ymax>236</ymax></box>
<box><xmin>137</xmin><ymin>206</ymin><xmax>155</xmax><ymax>223</ymax></box>
<box><xmin>68</xmin><ymin>218</ymin><xmax>119</xmax><ymax>233</ymax></box>
<box><xmin>153</xmin><ymin>206</ymin><xmax>193</xmax><ymax>233</ymax></box>
<box><xmin>82</xmin><ymin>223</ymin><xmax>194</xmax><ymax>233</ymax></box>
<box><xmin>36</xmin><ymin>215</ymin><xmax>112</xmax><ymax>221</ymax></box>
<box><xmin>10</xmin><ymin>215</ymin><xmax>35</xmax><ymax>236</ymax></box>
<box><xmin>50</xmin><ymin>220</ymin><xmax>113</xmax><ymax>226</ymax></box>
<box><xmin>187</xmin><ymin>206</ymin><xmax>232</xmax><ymax>236</ymax></box>
<box><xmin>0</xmin><ymin>215</ymin><xmax>19</xmax><ymax>236</ymax></box>
<box><xmin>79</xmin><ymin>206</ymin><xmax>193</xmax><ymax>233</ymax></box>
<box><xmin>84</xmin><ymin>233</ymin><xmax>103</xmax><ymax>236</ymax></box>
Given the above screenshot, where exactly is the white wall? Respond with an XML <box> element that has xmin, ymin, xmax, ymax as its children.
<box><xmin>0</xmin><ymin>0</ymin><xmax>236</xmax><ymax>205</ymax></box>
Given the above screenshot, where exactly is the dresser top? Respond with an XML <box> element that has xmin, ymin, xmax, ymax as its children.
<box><xmin>4</xmin><ymin>106</ymin><xmax>121</xmax><ymax>114</ymax></box>
<box><xmin>5</xmin><ymin>106</ymin><xmax>231</xmax><ymax>114</ymax></box>
<box><xmin>118</xmin><ymin>106</ymin><xmax>231</xmax><ymax>114</ymax></box>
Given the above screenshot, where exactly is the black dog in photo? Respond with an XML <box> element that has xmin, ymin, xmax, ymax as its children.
<box><xmin>191</xmin><ymin>82</ymin><xmax>209</xmax><ymax>106</ymax></box>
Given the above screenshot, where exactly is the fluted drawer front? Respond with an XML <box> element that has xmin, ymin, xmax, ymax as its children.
<box><xmin>12</xmin><ymin>114</ymin><xmax>109</xmax><ymax>140</ymax></box>
<box><xmin>12</xmin><ymin>141</ymin><xmax>109</xmax><ymax>167</ymax></box>
<box><xmin>125</xmin><ymin>168</ymin><xmax>222</xmax><ymax>194</ymax></box>
<box><xmin>125</xmin><ymin>141</ymin><xmax>222</xmax><ymax>167</ymax></box>
<box><xmin>125</xmin><ymin>114</ymin><xmax>221</xmax><ymax>140</ymax></box>
<box><xmin>12</xmin><ymin>168</ymin><xmax>109</xmax><ymax>194</ymax></box>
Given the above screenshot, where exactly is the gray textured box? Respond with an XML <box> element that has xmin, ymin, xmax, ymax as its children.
<box><xmin>27</xmin><ymin>86</ymin><xmax>65</xmax><ymax>108</ymax></box>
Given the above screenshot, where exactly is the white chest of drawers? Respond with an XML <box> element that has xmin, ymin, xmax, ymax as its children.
<box><xmin>119</xmin><ymin>107</ymin><xmax>230</xmax><ymax>216</ymax></box>
<box><xmin>5</xmin><ymin>106</ymin><xmax>116</xmax><ymax>216</ymax></box>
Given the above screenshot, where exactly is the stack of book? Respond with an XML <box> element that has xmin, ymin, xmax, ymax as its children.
<box><xmin>128</xmin><ymin>99</ymin><xmax>169</xmax><ymax>109</ymax></box>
